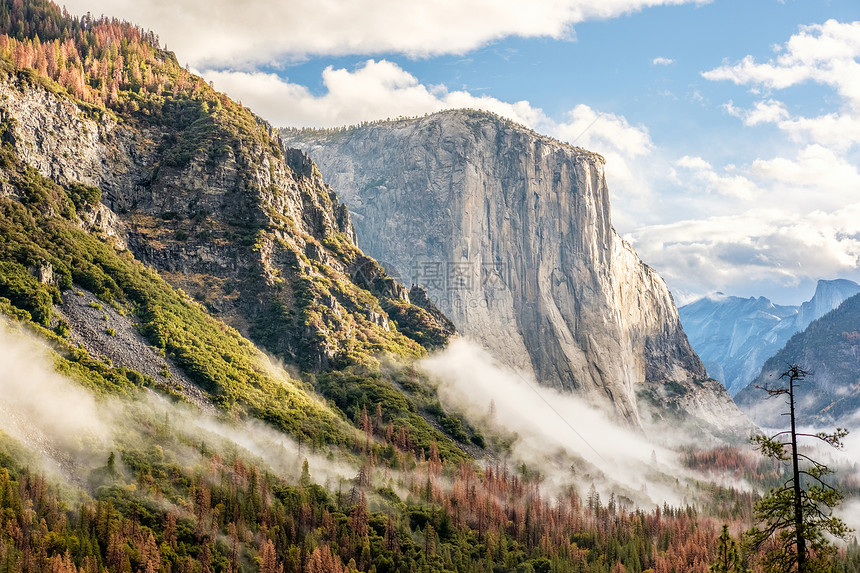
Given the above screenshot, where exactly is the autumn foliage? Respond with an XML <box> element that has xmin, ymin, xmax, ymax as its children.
<box><xmin>0</xmin><ymin>0</ymin><xmax>213</xmax><ymax>115</ymax></box>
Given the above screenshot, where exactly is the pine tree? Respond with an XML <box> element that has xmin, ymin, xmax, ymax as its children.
<box><xmin>746</xmin><ymin>365</ymin><xmax>852</xmax><ymax>572</ymax></box>
<box><xmin>710</xmin><ymin>525</ymin><xmax>745</xmax><ymax>572</ymax></box>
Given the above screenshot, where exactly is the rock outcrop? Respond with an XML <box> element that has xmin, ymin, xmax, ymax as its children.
<box><xmin>283</xmin><ymin>110</ymin><xmax>751</xmax><ymax>435</ymax></box>
<box><xmin>0</xmin><ymin>71</ymin><xmax>451</xmax><ymax>370</ymax></box>
<box><xmin>679</xmin><ymin>279</ymin><xmax>860</xmax><ymax>395</ymax></box>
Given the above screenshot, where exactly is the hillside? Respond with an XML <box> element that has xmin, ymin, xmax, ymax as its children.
<box><xmin>0</xmin><ymin>0</ymin><xmax>487</xmax><ymax>468</ymax></box>
<box><xmin>679</xmin><ymin>279</ymin><xmax>860</xmax><ymax>395</ymax></box>
<box><xmin>282</xmin><ymin>113</ymin><xmax>751</xmax><ymax>438</ymax></box>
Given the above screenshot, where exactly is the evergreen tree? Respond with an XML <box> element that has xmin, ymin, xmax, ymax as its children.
<box><xmin>745</xmin><ymin>365</ymin><xmax>852</xmax><ymax>572</ymax></box>
<box><xmin>710</xmin><ymin>525</ymin><xmax>745</xmax><ymax>572</ymax></box>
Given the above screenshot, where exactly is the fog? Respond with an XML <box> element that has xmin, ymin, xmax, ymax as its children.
<box><xmin>192</xmin><ymin>412</ymin><xmax>359</xmax><ymax>488</ymax></box>
<box><xmin>0</xmin><ymin>319</ymin><xmax>361</xmax><ymax>494</ymax></box>
<box><xmin>0</xmin><ymin>321</ymin><xmax>113</xmax><ymax>479</ymax></box>
<box><xmin>3</xmin><ymin>315</ymin><xmax>856</xmax><ymax>519</ymax></box>
<box><xmin>419</xmin><ymin>337</ymin><xmax>721</xmax><ymax>506</ymax></box>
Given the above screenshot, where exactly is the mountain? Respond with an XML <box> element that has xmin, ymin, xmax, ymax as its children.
<box><xmin>282</xmin><ymin>112</ymin><xmax>751</xmax><ymax>436</ymax></box>
<box><xmin>735</xmin><ymin>292</ymin><xmax>860</xmax><ymax>427</ymax></box>
<box><xmin>679</xmin><ymin>279</ymin><xmax>860</xmax><ymax>395</ymax></box>
<box><xmin>0</xmin><ymin>0</ymin><xmax>476</xmax><ymax>463</ymax></box>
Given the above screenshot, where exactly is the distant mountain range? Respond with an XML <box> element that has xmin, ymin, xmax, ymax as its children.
<box><xmin>734</xmin><ymin>290</ymin><xmax>860</xmax><ymax>427</ymax></box>
<box><xmin>679</xmin><ymin>279</ymin><xmax>860</xmax><ymax>395</ymax></box>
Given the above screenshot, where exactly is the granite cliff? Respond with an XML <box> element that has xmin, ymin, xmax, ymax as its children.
<box><xmin>283</xmin><ymin>111</ymin><xmax>751</xmax><ymax>435</ymax></box>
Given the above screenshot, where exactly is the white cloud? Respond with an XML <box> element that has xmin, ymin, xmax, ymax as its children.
<box><xmin>652</xmin><ymin>57</ymin><xmax>675</xmax><ymax>66</ymax></box>
<box><xmin>62</xmin><ymin>0</ymin><xmax>709</xmax><ymax>68</ymax></box>
<box><xmin>750</xmin><ymin>144</ymin><xmax>860</xmax><ymax>200</ymax></box>
<box><xmin>777</xmin><ymin>113</ymin><xmax>860</xmax><ymax>152</ymax></box>
<box><xmin>551</xmin><ymin>104</ymin><xmax>654</xmax><ymax>201</ymax></box>
<box><xmin>724</xmin><ymin>98</ymin><xmax>790</xmax><ymax>126</ymax></box>
<box><xmin>723</xmin><ymin>99</ymin><xmax>860</xmax><ymax>151</ymax></box>
<box><xmin>676</xmin><ymin>155</ymin><xmax>711</xmax><ymax>170</ymax></box>
<box><xmin>202</xmin><ymin>60</ymin><xmax>543</xmax><ymax>129</ymax></box>
<box><xmin>703</xmin><ymin>20</ymin><xmax>860</xmax><ymax>105</ymax></box>
<box><xmin>673</xmin><ymin>155</ymin><xmax>760</xmax><ymax>200</ymax></box>
<box><xmin>627</xmin><ymin>203</ymin><xmax>860</xmax><ymax>302</ymax></box>
<box><xmin>645</xmin><ymin>19</ymin><xmax>860</xmax><ymax>301</ymax></box>
<box><xmin>627</xmin><ymin>139</ymin><xmax>860</xmax><ymax>301</ymax></box>
<box><xmin>555</xmin><ymin>104</ymin><xmax>653</xmax><ymax>158</ymax></box>
<box><xmin>703</xmin><ymin>19</ymin><xmax>860</xmax><ymax>188</ymax></box>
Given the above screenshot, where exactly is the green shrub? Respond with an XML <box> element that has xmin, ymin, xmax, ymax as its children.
<box><xmin>54</xmin><ymin>318</ymin><xmax>70</xmax><ymax>337</ymax></box>
<box><xmin>66</xmin><ymin>182</ymin><xmax>102</xmax><ymax>210</ymax></box>
<box><xmin>0</xmin><ymin>260</ymin><xmax>53</xmax><ymax>325</ymax></box>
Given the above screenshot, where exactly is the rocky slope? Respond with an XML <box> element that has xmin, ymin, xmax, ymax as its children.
<box><xmin>679</xmin><ymin>279</ymin><xmax>860</xmax><ymax>395</ymax></box>
<box><xmin>735</xmin><ymin>292</ymin><xmax>860</xmax><ymax>427</ymax></box>
<box><xmin>0</xmin><ymin>68</ymin><xmax>451</xmax><ymax>372</ymax></box>
<box><xmin>282</xmin><ymin>111</ymin><xmax>751</xmax><ymax>435</ymax></box>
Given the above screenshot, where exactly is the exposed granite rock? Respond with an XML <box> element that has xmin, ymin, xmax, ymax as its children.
<box><xmin>54</xmin><ymin>288</ymin><xmax>215</xmax><ymax>413</ymax></box>
<box><xmin>283</xmin><ymin>110</ymin><xmax>752</xmax><ymax>436</ymax></box>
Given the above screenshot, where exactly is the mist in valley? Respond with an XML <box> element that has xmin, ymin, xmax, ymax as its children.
<box><xmin>3</xmin><ymin>313</ymin><xmax>858</xmax><ymax>534</ymax></box>
<box><xmin>418</xmin><ymin>337</ymin><xmax>761</xmax><ymax>508</ymax></box>
<box><xmin>0</xmin><ymin>318</ymin><xmax>362</xmax><ymax>499</ymax></box>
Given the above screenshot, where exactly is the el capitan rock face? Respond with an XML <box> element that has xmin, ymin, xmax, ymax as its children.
<box><xmin>283</xmin><ymin>110</ymin><xmax>751</xmax><ymax>435</ymax></box>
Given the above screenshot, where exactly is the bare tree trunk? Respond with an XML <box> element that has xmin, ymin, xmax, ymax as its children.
<box><xmin>788</xmin><ymin>370</ymin><xmax>805</xmax><ymax>572</ymax></box>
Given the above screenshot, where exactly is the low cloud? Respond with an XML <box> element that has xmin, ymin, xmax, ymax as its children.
<box><xmin>0</xmin><ymin>321</ymin><xmax>112</xmax><ymax>478</ymax></box>
<box><xmin>419</xmin><ymin>338</ymin><xmax>730</xmax><ymax>505</ymax></box>
<box><xmin>0</xmin><ymin>318</ymin><xmax>361</xmax><ymax>492</ymax></box>
<box><xmin>652</xmin><ymin>57</ymin><xmax>674</xmax><ymax>66</ymax></box>
<box><xmin>1</xmin><ymin>315</ymin><xmax>737</xmax><ymax>510</ymax></box>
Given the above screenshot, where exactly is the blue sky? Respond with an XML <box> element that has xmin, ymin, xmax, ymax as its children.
<box><xmin>63</xmin><ymin>0</ymin><xmax>860</xmax><ymax>304</ymax></box>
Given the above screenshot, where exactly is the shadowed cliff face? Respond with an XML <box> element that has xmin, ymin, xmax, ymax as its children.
<box><xmin>283</xmin><ymin>110</ymin><xmax>750</xmax><ymax>434</ymax></box>
<box><xmin>0</xmin><ymin>72</ymin><xmax>451</xmax><ymax>370</ymax></box>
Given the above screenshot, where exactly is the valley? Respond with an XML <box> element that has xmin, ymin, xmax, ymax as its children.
<box><xmin>0</xmin><ymin>2</ymin><xmax>857</xmax><ymax>572</ymax></box>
